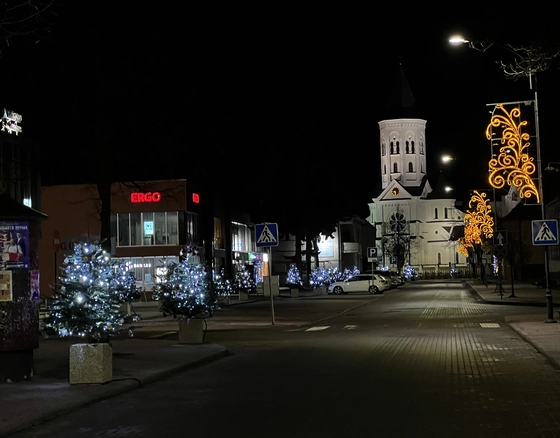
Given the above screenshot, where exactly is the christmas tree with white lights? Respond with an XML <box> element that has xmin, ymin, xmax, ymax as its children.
<box><xmin>287</xmin><ymin>264</ymin><xmax>302</xmax><ymax>287</ymax></box>
<box><xmin>214</xmin><ymin>268</ymin><xmax>234</xmax><ymax>297</ymax></box>
<box><xmin>44</xmin><ymin>242</ymin><xmax>140</xmax><ymax>342</ymax></box>
<box><xmin>233</xmin><ymin>265</ymin><xmax>256</xmax><ymax>293</ymax></box>
<box><xmin>153</xmin><ymin>246</ymin><xmax>217</xmax><ymax>319</ymax></box>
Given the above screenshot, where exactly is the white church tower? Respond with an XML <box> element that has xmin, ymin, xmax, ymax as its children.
<box><xmin>368</xmin><ymin>63</ymin><xmax>466</xmax><ymax>277</ymax></box>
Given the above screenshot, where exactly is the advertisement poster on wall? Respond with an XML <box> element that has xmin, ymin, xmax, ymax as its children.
<box><xmin>0</xmin><ymin>270</ymin><xmax>13</xmax><ymax>302</ymax></box>
<box><xmin>0</xmin><ymin>221</ymin><xmax>30</xmax><ymax>269</ymax></box>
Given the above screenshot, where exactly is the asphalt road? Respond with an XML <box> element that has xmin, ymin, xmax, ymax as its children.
<box><xmin>10</xmin><ymin>281</ymin><xmax>560</xmax><ymax>437</ymax></box>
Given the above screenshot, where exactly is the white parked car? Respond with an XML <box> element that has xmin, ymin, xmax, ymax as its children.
<box><xmin>327</xmin><ymin>274</ymin><xmax>389</xmax><ymax>295</ymax></box>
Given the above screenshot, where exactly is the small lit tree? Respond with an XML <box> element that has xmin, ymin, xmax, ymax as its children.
<box><xmin>233</xmin><ymin>265</ymin><xmax>256</xmax><ymax>294</ymax></box>
<box><xmin>44</xmin><ymin>241</ymin><xmax>140</xmax><ymax>342</ymax></box>
<box><xmin>287</xmin><ymin>264</ymin><xmax>302</xmax><ymax>287</ymax></box>
<box><xmin>153</xmin><ymin>246</ymin><xmax>217</xmax><ymax>319</ymax></box>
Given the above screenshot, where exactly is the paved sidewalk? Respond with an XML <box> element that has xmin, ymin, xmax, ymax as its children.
<box><xmin>2</xmin><ymin>282</ymin><xmax>560</xmax><ymax>437</ymax></box>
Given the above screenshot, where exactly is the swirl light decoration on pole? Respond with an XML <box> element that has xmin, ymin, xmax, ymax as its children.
<box><xmin>458</xmin><ymin>190</ymin><xmax>494</xmax><ymax>257</ymax></box>
<box><xmin>450</xmin><ymin>34</ymin><xmax>559</xmax><ymax>322</ymax></box>
<box><xmin>486</xmin><ymin>104</ymin><xmax>539</xmax><ymax>202</ymax></box>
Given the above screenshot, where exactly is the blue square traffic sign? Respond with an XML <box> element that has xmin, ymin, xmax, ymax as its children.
<box><xmin>255</xmin><ymin>223</ymin><xmax>279</xmax><ymax>247</ymax></box>
<box><xmin>532</xmin><ymin>220</ymin><xmax>559</xmax><ymax>246</ymax></box>
<box><xmin>367</xmin><ymin>247</ymin><xmax>377</xmax><ymax>258</ymax></box>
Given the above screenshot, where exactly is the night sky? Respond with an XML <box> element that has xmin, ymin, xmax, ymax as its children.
<box><xmin>2</xmin><ymin>4</ymin><xmax>560</xmax><ymax>211</ymax></box>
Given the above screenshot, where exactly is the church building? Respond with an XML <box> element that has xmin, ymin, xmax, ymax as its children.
<box><xmin>367</xmin><ymin>65</ymin><xmax>467</xmax><ymax>277</ymax></box>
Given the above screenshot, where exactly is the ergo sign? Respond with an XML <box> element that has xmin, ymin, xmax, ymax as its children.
<box><xmin>131</xmin><ymin>192</ymin><xmax>162</xmax><ymax>203</ymax></box>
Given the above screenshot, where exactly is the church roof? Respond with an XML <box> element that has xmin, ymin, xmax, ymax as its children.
<box><xmin>383</xmin><ymin>63</ymin><xmax>421</xmax><ymax>119</ymax></box>
<box><xmin>372</xmin><ymin>174</ymin><xmax>430</xmax><ymax>199</ymax></box>
<box><xmin>427</xmin><ymin>171</ymin><xmax>456</xmax><ymax>200</ymax></box>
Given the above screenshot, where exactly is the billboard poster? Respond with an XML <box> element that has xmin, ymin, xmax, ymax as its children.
<box><xmin>0</xmin><ymin>221</ymin><xmax>30</xmax><ymax>269</ymax></box>
<box><xmin>0</xmin><ymin>270</ymin><xmax>13</xmax><ymax>302</ymax></box>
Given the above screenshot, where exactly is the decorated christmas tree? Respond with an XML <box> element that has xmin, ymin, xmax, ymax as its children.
<box><xmin>153</xmin><ymin>246</ymin><xmax>217</xmax><ymax>319</ymax></box>
<box><xmin>214</xmin><ymin>268</ymin><xmax>234</xmax><ymax>297</ymax></box>
<box><xmin>310</xmin><ymin>267</ymin><xmax>329</xmax><ymax>287</ymax></box>
<box><xmin>287</xmin><ymin>264</ymin><xmax>302</xmax><ymax>287</ymax></box>
<box><xmin>44</xmin><ymin>242</ymin><xmax>140</xmax><ymax>342</ymax></box>
<box><xmin>233</xmin><ymin>265</ymin><xmax>256</xmax><ymax>293</ymax></box>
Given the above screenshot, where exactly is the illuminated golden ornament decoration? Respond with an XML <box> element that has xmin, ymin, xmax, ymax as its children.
<box><xmin>486</xmin><ymin>104</ymin><xmax>539</xmax><ymax>202</ymax></box>
<box><xmin>457</xmin><ymin>191</ymin><xmax>494</xmax><ymax>256</ymax></box>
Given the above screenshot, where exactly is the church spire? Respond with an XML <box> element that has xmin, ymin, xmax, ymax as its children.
<box><xmin>384</xmin><ymin>61</ymin><xmax>419</xmax><ymax>119</ymax></box>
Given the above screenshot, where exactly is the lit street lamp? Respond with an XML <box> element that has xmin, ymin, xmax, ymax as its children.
<box><xmin>450</xmin><ymin>34</ymin><xmax>558</xmax><ymax>322</ymax></box>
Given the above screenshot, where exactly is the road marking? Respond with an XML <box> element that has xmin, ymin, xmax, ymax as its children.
<box><xmin>344</xmin><ymin>325</ymin><xmax>358</xmax><ymax>330</ymax></box>
<box><xmin>480</xmin><ymin>323</ymin><xmax>500</xmax><ymax>328</ymax></box>
<box><xmin>305</xmin><ymin>326</ymin><xmax>330</xmax><ymax>332</ymax></box>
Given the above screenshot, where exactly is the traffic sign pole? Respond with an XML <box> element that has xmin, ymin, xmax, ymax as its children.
<box><xmin>269</xmin><ymin>247</ymin><xmax>275</xmax><ymax>325</ymax></box>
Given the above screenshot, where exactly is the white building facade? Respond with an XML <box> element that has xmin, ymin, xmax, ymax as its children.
<box><xmin>367</xmin><ymin>66</ymin><xmax>467</xmax><ymax>277</ymax></box>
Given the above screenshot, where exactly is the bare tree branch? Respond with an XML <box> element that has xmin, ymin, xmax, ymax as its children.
<box><xmin>497</xmin><ymin>42</ymin><xmax>560</xmax><ymax>81</ymax></box>
<box><xmin>0</xmin><ymin>0</ymin><xmax>55</xmax><ymax>56</ymax></box>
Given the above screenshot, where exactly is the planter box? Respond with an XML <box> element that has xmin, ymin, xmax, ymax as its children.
<box><xmin>69</xmin><ymin>343</ymin><xmax>112</xmax><ymax>385</ymax></box>
<box><xmin>290</xmin><ymin>288</ymin><xmax>299</xmax><ymax>298</ymax></box>
<box><xmin>178</xmin><ymin>318</ymin><xmax>205</xmax><ymax>344</ymax></box>
<box><xmin>239</xmin><ymin>290</ymin><xmax>250</xmax><ymax>301</ymax></box>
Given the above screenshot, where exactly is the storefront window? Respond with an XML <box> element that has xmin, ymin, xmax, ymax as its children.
<box><xmin>118</xmin><ymin>214</ymin><xmax>130</xmax><ymax>246</ymax></box>
<box><xmin>115</xmin><ymin>212</ymin><xmax>179</xmax><ymax>247</ymax></box>
<box><xmin>185</xmin><ymin>211</ymin><xmax>199</xmax><ymax>245</ymax></box>
<box><xmin>214</xmin><ymin>217</ymin><xmax>223</xmax><ymax>249</ymax></box>
<box><xmin>154</xmin><ymin>212</ymin><xmax>166</xmax><ymax>244</ymax></box>
<box><xmin>168</xmin><ymin>212</ymin><xmax>179</xmax><ymax>245</ymax></box>
<box><xmin>130</xmin><ymin>212</ymin><xmax>142</xmax><ymax>246</ymax></box>
<box><xmin>115</xmin><ymin>256</ymin><xmax>178</xmax><ymax>292</ymax></box>
<box><xmin>232</xmin><ymin>222</ymin><xmax>253</xmax><ymax>253</ymax></box>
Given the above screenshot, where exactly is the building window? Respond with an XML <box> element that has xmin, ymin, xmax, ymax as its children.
<box><xmin>214</xmin><ymin>217</ymin><xmax>224</xmax><ymax>249</ymax></box>
<box><xmin>116</xmin><ymin>211</ymin><xmax>180</xmax><ymax>247</ymax></box>
<box><xmin>232</xmin><ymin>221</ymin><xmax>253</xmax><ymax>253</ymax></box>
<box><xmin>382</xmin><ymin>143</ymin><xmax>386</xmax><ymax>156</ymax></box>
<box><xmin>411</xmin><ymin>141</ymin><xmax>415</xmax><ymax>153</ymax></box>
<box><xmin>434</xmin><ymin>208</ymin><xmax>438</xmax><ymax>219</ymax></box>
<box><xmin>438</xmin><ymin>253</ymin><xmax>441</xmax><ymax>264</ymax></box>
<box><xmin>115</xmin><ymin>256</ymin><xmax>179</xmax><ymax>292</ymax></box>
<box><xmin>406</xmin><ymin>141</ymin><xmax>409</xmax><ymax>153</ymax></box>
<box><xmin>408</xmin><ymin>162</ymin><xmax>413</xmax><ymax>172</ymax></box>
<box><xmin>444</xmin><ymin>208</ymin><xmax>448</xmax><ymax>219</ymax></box>
<box><xmin>384</xmin><ymin>164</ymin><xmax>386</xmax><ymax>175</ymax></box>
<box><xmin>185</xmin><ymin>211</ymin><xmax>199</xmax><ymax>245</ymax></box>
<box><xmin>396</xmin><ymin>141</ymin><xmax>400</xmax><ymax>153</ymax></box>
<box><xmin>393</xmin><ymin>163</ymin><xmax>398</xmax><ymax>173</ymax></box>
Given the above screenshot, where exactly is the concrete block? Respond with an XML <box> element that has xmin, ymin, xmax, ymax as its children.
<box><xmin>69</xmin><ymin>343</ymin><xmax>112</xmax><ymax>385</ymax></box>
<box><xmin>290</xmin><ymin>288</ymin><xmax>299</xmax><ymax>298</ymax></box>
<box><xmin>178</xmin><ymin>318</ymin><xmax>204</xmax><ymax>344</ymax></box>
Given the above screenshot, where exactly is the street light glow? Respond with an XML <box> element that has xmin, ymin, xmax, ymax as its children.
<box><xmin>449</xmin><ymin>35</ymin><xmax>468</xmax><ymax>45</ymax></box>
<box><xmin>442</xmin><ymin>155</ymin><xmax>453</xmax><ymax>163</ymax></box>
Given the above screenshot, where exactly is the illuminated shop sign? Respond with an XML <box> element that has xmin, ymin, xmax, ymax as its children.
<box><xmin>131</xmin><ymin>192</ymin><xmax>161</xmax><ymax>203</ymax></box>
<box><xmin>192</xmin><ymin>193</ymin><xmax>200</xmax><ymax>203</ymax></box>
<box><xmin>1</xmin><ymin>108</ymin><xmax>22</xmax><ymax>136</ymax></box>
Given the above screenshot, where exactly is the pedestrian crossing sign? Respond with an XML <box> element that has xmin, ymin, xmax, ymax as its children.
<box><xmin>532</xmin><ymin>219</ymin><xmax>559</xmax><ymax>246</ymax></box>
<box><xmin>255</xmin><ymin>223</ymin><xmax>279</xmax><ymax>247</ymax></box>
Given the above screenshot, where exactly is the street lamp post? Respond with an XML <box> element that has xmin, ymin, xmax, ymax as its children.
<box><xmin>450</xmin><ymin>35</ymin><xmax>557</xmax><ymax>322</ymax></box>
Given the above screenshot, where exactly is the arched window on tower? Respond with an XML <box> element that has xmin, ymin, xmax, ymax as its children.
<box><xmin>382</xmin><ymin>143</ymin><xmax>386</xmax><ymax>156</ymax></box>
<box><xmin>396</xmin><ymin>141</ymin><xmax>400</xmax><ymax>153</ymax></box>
<box><xmin>393</xmin><ymin>162</ymin><xmax>398</xmax><ymax>173</ymax></box>
<box><xmin>406</xmin><ymin>141</ymin><xmax>409</xmax><ymax>153</ymax></box>
<box><xmin>444</xmin><ymin>208</ymin><xmax>448</xmax><ymax>219</ymax></box>
<box><xmin>420</xmin><ymin>142</ymin><xmax>424</xmax><ymax>155</ymax></box>
<box><xmin>411</xmin><ymin>141</ymin><xmax>415</xmax><ymax>153</ymax></box>
<box><xmin>434</xmin><ymin>208</ymin><xmax>438</xmax><ymax>219</ymax></box>
<box><xmin>384</xmin><ymin>165</ymin><xmax>386</xmax><ymax>175</ymax></box>
<box><xmin>390</xmin><ymin>142</ymin><xmax>394</xmax><ymax>154</ymax></box>
<box><xmin>408</xmin><ymin>162</ymin><xmax>413</xmax><ymax>172</ymax></box>
<box><xmin>438</xmin><ymin>253</ymin><xmax>441</xmax><ymax>265</ymax></box>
